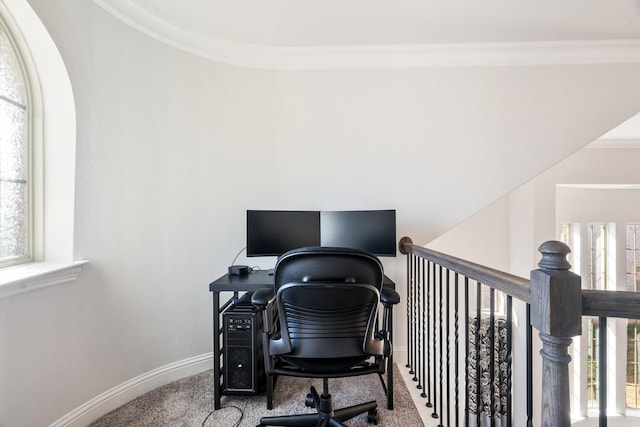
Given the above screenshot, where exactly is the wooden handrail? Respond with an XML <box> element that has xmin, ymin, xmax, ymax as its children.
<box><xmin>399</xmin><ymin>236</ymin><xmax>531</xmax><ymax>303</ymax></box>
<box><xmin>401</xmin><ymin>236</ymin><xmax>640</xmax><ymax>321</ymax></box>
<box><xmin>582</xmin><ymin>289</ymin><xmax>640</xmax><ymax>319</ymax></box>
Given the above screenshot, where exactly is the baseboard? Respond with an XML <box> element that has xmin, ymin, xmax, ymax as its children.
<box><xmin>50</xmin><ymin>353</ymin><xmax>213</xmax><ymax>427</ymax></box>
<box><xmin>52</xmin><ymin>347</ymin><xmax>406</xmax><ymax>426</ymax></box>
<box><xmin>394</xmin><ymin>345</ymin><xmax>407</xmax><ymax>366</ymax></box>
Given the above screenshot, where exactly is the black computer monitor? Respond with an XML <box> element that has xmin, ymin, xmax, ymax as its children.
<box><xmin>320</xmin><ymin>210</ymin><xmax>396</xmax><ymax>256</ymax></box>
<box><xmin>246</xmin><ymin>210</ymin><xmax>321</xmax><ymax>257</ymax></box>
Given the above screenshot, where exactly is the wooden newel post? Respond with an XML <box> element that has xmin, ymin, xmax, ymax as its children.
<box><xmin>530</xmin><ymin>241</ymin><xmax>582</xmax><ymax>427</ymax></box>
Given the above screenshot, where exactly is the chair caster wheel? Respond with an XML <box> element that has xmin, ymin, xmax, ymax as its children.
<box><xmin>305</xmin><ymin>393</ymin><xmax>315</xmax><ymax>407</ymax></box>
<box><xmin>367</xmin><ymin>408</ymin><xmax>379</xmax><ymax>425</ymax></box>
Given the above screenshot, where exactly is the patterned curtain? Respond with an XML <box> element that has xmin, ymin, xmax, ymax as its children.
<box><xmin>467</xmin><ymin>316</ymin><xmax>508</xmax><ymax>425</ymax></box>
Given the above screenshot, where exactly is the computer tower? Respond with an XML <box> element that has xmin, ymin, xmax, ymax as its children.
<box><xmin>222</xmin><ymin>296</ymin><xmax>266</xmax><ymax>395</ymax></box>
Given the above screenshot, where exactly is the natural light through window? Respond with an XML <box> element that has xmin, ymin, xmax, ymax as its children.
<box><xmin>586</xmin><ymin>223</ymin><xmax>610</xmax><ymax>409</ymax></box>
<box><xmin>0</xmin><ymin>1</ymin><xmax>85</xmax><ymax>299</ymax></box>
<box><xmin>626</xmin><ymin>224</ymin><xmax>640</xmax><ymax>410</ymax></box>
<box><xmin>0</xmin><ymin>22</ymin><xmax>30</xmax><ymax>268</ymax></box>
<box><xmin>563</xmin><ymin>219</ymin><xmax>640</xmax><ymax>419</ymax></box>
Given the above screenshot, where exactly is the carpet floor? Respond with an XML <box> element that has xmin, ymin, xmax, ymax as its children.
<box><xmin>89</xmin><ymin>364</ymin><xmax>422</xmax><ymax>426</ymax></box>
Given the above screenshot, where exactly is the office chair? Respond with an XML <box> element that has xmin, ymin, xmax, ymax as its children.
<box><xmin>251</xmin><ymin>246</ymin><xmax>400</xmax><ymax>427</ymax></box>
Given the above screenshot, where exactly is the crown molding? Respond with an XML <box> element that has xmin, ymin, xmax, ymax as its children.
<box><xmin>94</xmin><ymin>0</ymin><xmax>640</xmax><ymax>70</ymax></box>
<box><xmin>587</xmin><ymin>138</ymin><xmax>640</xmax><ymax>149</ymax></box>
<box><xmin>558</xmin><ymin>184</ymin><xmax>640</xmax><ymax>189</ymax></box>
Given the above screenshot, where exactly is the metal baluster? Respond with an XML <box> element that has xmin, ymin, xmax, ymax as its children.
<box><xmin>412</xmin><ymin>254</ymin><xmax>419</xmax><ymax>383</ymax></box>
<box><xmin>506</xmin><ymin>296</ymin><xmax>513</xmax><ymax>427</ymax></box>
<box><xmin>489</xmin><ymin>287</ymin><xmax>496</xmax><ymax>427</ymax></box>
<box><xmin>406</xmin><ymin>254</ymin><xmax>413</xmax><ymax>372</ymax></box>
<box><xmin>476</xmin><ymin>282</ymin><xmax>482</xmax><ymax>427</ymax></box>
<box><xmin>415</xmin><ymin>256</ymin><xmax>423</xmax><ymax>388</ymax></box>
<box><xmin>465</xmin><ymin>277</ymin><xmax>470</xmax><ymax>427</ymax></box>
<box><xmin>427</xmin><ymin>261</ymin><xmax>433</xmax><ymax>408</ymax></box>
<box><xmin>421</xmin><ymin>258</ymin><xmax>428</xmax><ymax>399</ymax></box>
<box><xmin>445</xmin><ymin>268</ymin><xmax>451</xmax><ymax>427</ymax></box>
<box><xmin>455</xmin><ymin>273</ymin><xmax>460</xmax><ymax>427</ymax></box>
<box><xmin>599</xmin><ymin>316</ymin><xmax>607</xmax><ymax>427</ymax></box>
<box><xmin>432</xmin><ymin>263</ymin><xmax>439</xmax><ymax>419</ymax></box>
<box><xmin>412</xmin><ymin>254</ymin><xmax>418</xmax><ymax>377</ymax></box>
<box><xmin>526</xmin><ymin>304</ymin><xmax>533</xmax><ymax>427</ymax></box>
<box><xmin>437</xmin><ymin>265</ymin><xmax>444</xmax><ymax>426</ymax></box>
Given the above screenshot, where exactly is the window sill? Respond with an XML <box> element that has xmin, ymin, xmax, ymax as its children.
<box><xmin>0</xmin><ymin>260</ymin><xmax>89</xmax><ymax>299</ymax></box>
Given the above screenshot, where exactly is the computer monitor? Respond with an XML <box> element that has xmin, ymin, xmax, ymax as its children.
<box><xmin>320</xmin><ymin>210</ymin><xmax>396</xmax><ymax>256</ymax></box>
<box><xmin>246</xmin><ymin>210</ymin><xmax>321</xmax><ymax>257</ymax></box>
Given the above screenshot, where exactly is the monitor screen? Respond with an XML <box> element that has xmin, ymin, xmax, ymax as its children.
<box><xmin>320</xmin><ymin>210</ymin><xmax>396</xmax><ymax>256</ymax></box>
<box><xmin>246</xmin><ymin>210</ymin><xmax>321</xmax><ymax>257</ymax></box>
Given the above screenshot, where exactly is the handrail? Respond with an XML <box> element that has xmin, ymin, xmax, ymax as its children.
<box><xmin>399</xmin><ymin>236</ymin><xmax>531</xmax><ymax>303</ymax></box>
<box><xmin>582</xmin><ymin>289</ymin><xmax>640</xmax><ymax>319</ymax></box>
<box><xmin>401</xmin><ymin>236</ymin><xmax>640</xmax><ymax>321</ymax></box>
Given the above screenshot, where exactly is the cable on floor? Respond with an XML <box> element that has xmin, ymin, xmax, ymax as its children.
<box><xmin>201</xmin><ymin>398</ymin><xmax>248</xmax><ymax>427</ymax></box>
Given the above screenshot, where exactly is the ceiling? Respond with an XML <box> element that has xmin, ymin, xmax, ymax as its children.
<box><xmin>93</xmin><ymin>0</ymin><xmax>640</xmax><ymax>141</ymax></box>
<box><xmin>93</xmin><ymin>1</ymin><xmax>640</xmax><ymax>70</ymax></box>
<box><xmin>592</xmin><ymin>113</ymin><xmax>640</xmax><ymax>145</ymax></box>
<box><xmin>97</xmin><ymin>0</ymin><xmax>640</xmax><ymax>47</ymax></box>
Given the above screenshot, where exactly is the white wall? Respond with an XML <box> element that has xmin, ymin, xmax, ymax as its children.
<box><xmin>503</xmin><ymin>147</ymin><xmax>640</xmax><ymax>425</ymax></box>
<box><xmin>2</xmin><ymin>0</ymin><xmax>640</xmax><ymax>425</ymax></box>
<box><xmin>420</xmin><ymin>148</ymin><xmax>640</xmax><ymax>425</ymax></box>
<box><xmin>427</xmin><ymin>196</ymin><xmax>511</xmax><ymax>269</ymax></box>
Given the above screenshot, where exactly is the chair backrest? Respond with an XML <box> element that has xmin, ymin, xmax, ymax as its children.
<box><xmin>271</xmin><ymin>247</ymin><xmax>385</xmax><ymax>372</ymax></box>
<box><xmin>275</xmin><ymin>246</ymin><xmax>384</xmax><ymax>291</ymax></box>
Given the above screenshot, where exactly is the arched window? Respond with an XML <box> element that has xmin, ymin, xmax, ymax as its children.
<box><xmin>0</xmin><ymin>1</ymin><xmax>85</xmax><ymax>298</ymax></box>
<box><xmin>0</xmin><ymin>16</ymin><xmax>31</xmax><ymax>268</ymax></box>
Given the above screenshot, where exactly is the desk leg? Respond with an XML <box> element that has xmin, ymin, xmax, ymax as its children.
<box><xmin>213</xmin><ymin>291</ymin><xmax>221</xmax><ymax>410</ymax></box>
<box><xmin>387</xmin><ymin>306</ymin><xmax>394</xmax><ymax>410</ymax></box>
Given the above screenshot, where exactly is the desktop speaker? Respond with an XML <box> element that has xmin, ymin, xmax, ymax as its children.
<box><xmin>222</xmin><ymin>298</ymin><xmax>266</xmax><ymax>395</ymax></box>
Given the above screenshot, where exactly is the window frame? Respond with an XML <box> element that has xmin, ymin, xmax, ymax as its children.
<box><xmin>0</xmin><ymin>0</ymin><xmax>86</xmax><ymax>299</ymax></box>
<box><xmin>0</xmin><ymin>13</ymin><xmax>34</xmax><ymax>269</ymax></box>
<box><xmin>563</xmin><ymin>220</ymin><xmax>640</xmax><ymax>419</ymax></box>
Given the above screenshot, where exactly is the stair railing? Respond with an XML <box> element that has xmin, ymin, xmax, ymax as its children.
<box><xmin>399</xmin><ymin>237</ymin><xmax>581</xmax><ymax>427</ymax></box>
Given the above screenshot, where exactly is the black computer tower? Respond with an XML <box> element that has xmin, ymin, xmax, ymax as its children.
<box><xmin>222</xmin><ymin>296</ymin><xmax>266</xmax><ymax>395</ymax></box>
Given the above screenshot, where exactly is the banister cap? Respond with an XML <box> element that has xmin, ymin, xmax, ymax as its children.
<box><xmin>537</xmin><ymin>240</ymin><xmax>572</xmax><ymax>271</ymax></box>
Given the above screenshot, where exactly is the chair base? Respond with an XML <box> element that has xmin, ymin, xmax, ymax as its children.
<box><xmin>258</xmin><ymin>383</ymin><xmax>379</xmax><ymax>427</ymax></box>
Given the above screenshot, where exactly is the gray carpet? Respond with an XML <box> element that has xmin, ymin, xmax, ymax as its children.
<box><xmin>89</xmin><ymin>364</ymin><xmax>422</xmax><ymax>426</ymax></box>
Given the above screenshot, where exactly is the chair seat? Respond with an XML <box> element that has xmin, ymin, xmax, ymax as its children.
<box><xmin>279</xmin><ymin>355</ymin><xmax>371</xmax><ymax>373</ymax></box>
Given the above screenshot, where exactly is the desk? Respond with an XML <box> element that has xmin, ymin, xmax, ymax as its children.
<box><xmin>209</xmin><ymin>270</ymin><xmax>395</xmax><ymax>409</ymax></box>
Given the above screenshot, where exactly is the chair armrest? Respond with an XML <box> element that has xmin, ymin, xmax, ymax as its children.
<box><xmin>381</xmin><ymin>287</ymin><xmax>400</xmax><ymax>306</ymax></box>
<box><xmin>251</xmin><ymin>288</ymin><xmax>275</xmax><ymax>310</ymax></box>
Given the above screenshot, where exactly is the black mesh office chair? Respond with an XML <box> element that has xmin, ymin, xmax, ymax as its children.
<box><xmin>251</xmin><ymin>247</ymin><xmax>400</xmax><ymax>427</ymax></box>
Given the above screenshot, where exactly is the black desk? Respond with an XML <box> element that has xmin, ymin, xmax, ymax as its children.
<box><xmin>209</xmin><ymin>270</ymin><xmax>395</xmax><ymax>409</ymax></box>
